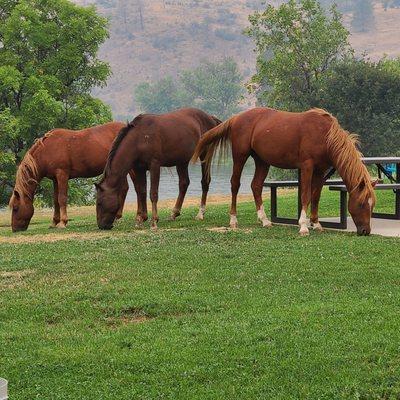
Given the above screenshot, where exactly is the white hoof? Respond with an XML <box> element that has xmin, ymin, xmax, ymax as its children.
<box><xmin>195</xmin><ymin>212</ymin><xmax>204</xmax><ymax>221</ymax></box>
<box><xmin>56</xmin><ymin>222</ymin><xmax>67</xmax><ymax>229</ymax></box>
<box><xmin>312</xmin><ymin>222</ymin><xmax>323</xmax><ymax>232</ymax></box>
<box><xmin>299</xmin><ymin>226</ymin><xmax>309</xmax><ymax>236</ymax></box>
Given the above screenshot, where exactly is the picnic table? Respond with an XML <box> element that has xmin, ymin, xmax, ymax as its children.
<box><xmin>263</xmin><ymin>157</ymin><xmax>400</xmax><ymax>229</ymax></box>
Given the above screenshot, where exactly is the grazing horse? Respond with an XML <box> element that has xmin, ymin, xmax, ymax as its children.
<box><xmin>9</xmin><ymin>122</ymin><xmax>134</xmax><ymax>232</ymax></box>
<box><xmin>192</xmin><ymin>108</ymin><xmax>376</xmax><ymax>236</ymax></box>
<box><xmin>95</xmin><ymin>108</ymin><xmax>221</xmax><ymax>230</ymax></box>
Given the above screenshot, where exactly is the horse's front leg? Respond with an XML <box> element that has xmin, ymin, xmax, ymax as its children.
<box><xmin>150</xmin><ymin>163</ymin><xmax>160</xmax><ymax>230</ymax></box>
<box><xmin>298</xmin><ymin>160</ymin><xmax>314</xmax><ymax>236</ymax></box>
<box><xmin>55</xmin><ymin>170</ymin><xmax>69</xmax><ymax>228</ymax></box>
<box><xmin>171</xmin><ymin>163</ymin><xmax>190</xmax><ymax>221</ymax></box>
<box><xmin>310</xmin><ymin>171</ymin><xmax>325</xmax><ymax>232</ymax></box>
<box><xmin>133</xmin><ymin>168</ymin><xmax>148</xmax><ymax>227</ymax></box>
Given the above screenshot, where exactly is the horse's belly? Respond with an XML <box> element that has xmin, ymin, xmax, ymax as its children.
<box><xmin>252</xmin><ymin>133</ymin><xmax>300</xmax><ymax>169</ymax></box>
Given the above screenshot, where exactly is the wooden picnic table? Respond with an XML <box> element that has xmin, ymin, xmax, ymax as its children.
<box><xmin>263</xmin><ymin>157</ymin><xmax>400</xmax><ymax>229</ymax></box>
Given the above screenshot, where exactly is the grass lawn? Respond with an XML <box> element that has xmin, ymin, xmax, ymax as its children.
<box><xmin>1</xmin><ymin>189</ymin><xmax>400</xmax><ymax>399</ymax></box>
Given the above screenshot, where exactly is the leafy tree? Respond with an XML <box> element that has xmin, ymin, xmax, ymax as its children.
<box><xmin>319</xmin><ymin>58</ymin><xmax>400</xmax><ymax>156</ymax></box>
<box><xmin>0</xmin><ymin>0</ymin><xmax>112</xmax><ymax>205</ymax></box>
<box><xmin>135</xmin><ymin>58</ymin><xmax>244</xmax><ymax>120</ymax></box>
<box><xmin>245</xmin><ymin>0</ymin><xmax>352</xmax><ymax>110</ymax></box>
<box><xmin>134</xmin><ymin>77</ymin><xmax>193</xmax><ymax>114</ymax></box>
<box><xmin>180</xmin><ymin>58</ymin><xmax>244</xmax><ymax>119</ymax></box>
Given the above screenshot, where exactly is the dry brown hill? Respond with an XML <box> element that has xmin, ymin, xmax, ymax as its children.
<box><xmin>73</xmin><ymin>0</ymin><xmax>400</xmax><ymax>119</ymax></box>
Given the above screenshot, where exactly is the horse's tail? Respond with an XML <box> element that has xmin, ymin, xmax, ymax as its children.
<box><xmin>191</xmin><ymin>116</ymin><xmax>235</xmax><ymax>178</ymax></box>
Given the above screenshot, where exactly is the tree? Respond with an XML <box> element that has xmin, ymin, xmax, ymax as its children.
<box><xmin>245</xmin><ymin>0</ymin><xmax>352</xmax><ymax>110</ymax></box>
<box><xmin>134</xmin><ymin>58</ymin><xmax>244</xmax><ymax>120</ymax></box>
<box><xmin>351</xmin><ymin>0</ymin><xmax>375</xmax><ymax>33</ymax></box>
<box><xmin>0</xmin><ymin>0</ymin><xmax>112</xmax><ymax>205</ymax></box>
<box><xmin>319</xmin><ymin>58</ymin><xmax>400</xmax><ymax>156</ymax></box>
<box><xmin>180</xmin><ymin>58</ymin><xmax>244</xmax><ymax>119</ymax></box>
<box><xmin>134</xmin><ymin>77</ymin><xmax>193</xmax><ymax>114</ymax></box>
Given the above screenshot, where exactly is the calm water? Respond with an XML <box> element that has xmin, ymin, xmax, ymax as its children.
<box><xmin>126</xmin><ymin>162</ymin><xmax>256</xmax><ymax>202</ymax></box>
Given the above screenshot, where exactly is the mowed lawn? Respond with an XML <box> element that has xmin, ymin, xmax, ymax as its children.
<box><xmin>1</xmin><ymin>189</ymin><xmax>400</xmax><ymax>399</ymax></box>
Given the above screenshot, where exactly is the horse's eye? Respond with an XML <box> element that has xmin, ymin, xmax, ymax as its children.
<box><xmin>13</xmin><ymin>206</ymin><xmax>18</xmax><ymax>212</ymax></box>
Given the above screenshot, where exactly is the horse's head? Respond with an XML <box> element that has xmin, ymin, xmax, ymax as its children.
<box><xmin>10</xmin><ymin>190</ymin><xmax>34</xmax><ymax>232</ymax></box>
<box><xmin>95</xmin><ymin>182</ymin><xmax>121</xmax><ymax>230</ymax></box>
<box><xmin>348</xmin><ymin>180</ymin><xmax>377</xmax><ymax>236</ymax></box>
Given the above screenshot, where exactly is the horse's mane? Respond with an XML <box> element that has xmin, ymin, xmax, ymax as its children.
<box><xmin>311</xmin><ymin>108</ymin><xmax>375</xmax><ymax>203</ymax></box>
<box><xmin>9</xmin><ymin>130</ymin><xmax>56</xmax><ymax>205</ymax></box>
<box><xmin>104</xmin><ymin>114</ymin><xmax>144</xmax><ymax>177</ymax></box>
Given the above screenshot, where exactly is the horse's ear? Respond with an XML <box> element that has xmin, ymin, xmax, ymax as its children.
<box><xmin>371</xmin><ymin>179</ymin><xmax>379</xmax><ymax>188</ymax></box>
<box><xmin>13</xmin><ymin>190</ymin><xmax>21</xmax><ymax>201</ymax></box>
<box><xmin>358</xmin><ymin>180</ymin><xmax>366</xmax><ymax>191</ymax></box>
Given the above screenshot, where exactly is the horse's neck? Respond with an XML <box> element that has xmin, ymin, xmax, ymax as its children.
<box><xmin>334</xmin><ymin>158</ymin><xmax>364</xmax><ymax>193</ymax></box>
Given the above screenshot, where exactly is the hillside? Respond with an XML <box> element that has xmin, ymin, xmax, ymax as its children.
<box><xmin>73</xmin><ymin>0</ymin><xmax>400</xmax><ymax>119</ymax></box>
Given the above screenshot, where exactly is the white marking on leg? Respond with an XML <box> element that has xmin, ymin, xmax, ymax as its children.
<box><xmin>230</xmin><ymin>214</ymin><xmax>238</xmax><ymax>229</ymax></box>
<box><xmin>195</xmin><ymin>204</ymin><xmax>206</xmax><ymax>220</ymax></box>
<box><xmin>298</xmin><ymin>210</ymin><xmax>309</xmax><ymax>235</ymax></box>
<box><xmin>312</xmin><ymin>222</ymin><xmax>323</xmax><ymax>231</ymax></box>
<box><xmin>257</xmin><ymin>206</ymin><xmax>272</xmax><ymax>227</ymax></box>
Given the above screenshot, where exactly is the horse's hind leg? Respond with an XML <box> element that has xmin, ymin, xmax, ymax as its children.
<box><xmin>171</xmin><ymin>163</ymin><xmax>190</xmax><ymax>221</ymax></box>
<box><xmin>196</xmin><ymin>156</ymin><xmax>211</xmax><ymax>221</ymax></box>
<box><xmin>298</xmin><ymin>160</ymin><xmax>314</xmax><ymax>236</ymax></box>
<box><xmin>50</xmin><ymin>178</ymin><xmax>60</xmax><ymax>228</ymax></box>
<box><xmin>55</xmin><ymin>170</ymin><xmax>69</xmax><ymax>228</ymax></box>
<box><xmin>115</xmin><ymin>176</ymin><xmax>129</xmax><ymax>221</ymax></box>
<box><xmin>251</xmin><ymin>156</ymin><xmax>271</xmax><ymax>227</ymax></box>
<box><xmin>310</xmin><ymin>171</ymin><xmax>325</xmax><ymax>232</ymax></box>
<box><xmin>150</xmin><ymin>163</ymin><xmax>161</xmax><ymax>230</ymax></box>
<box><xmin>229</xmin><ymin>154</ymin><xmax>248</xmax><ymax>229</ymax></box>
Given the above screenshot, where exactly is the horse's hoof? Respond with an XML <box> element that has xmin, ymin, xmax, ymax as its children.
<box><xmin>49</xmin><ymin>223</ymin><xmax>58</xmax><ymax>229</ymax></box>
<box><xmin>299</xmin><ymin>228</ymin><xmax>309</xmax><ymax>236</ymax></box>
<box><xmin>260</xmin><ymin>219</ymin><xmax>272</xmax><ymax>228</ymax></box>
<box><xmin>169</xmin><ymin>213</ymin><xmax>179</xmax><ymax>221</ymax></box>
<box><xmin>312</xmin><ymin>223</ymin><xmax>324</xmax><ymax>232</ymax></box>
<box><xmin>230</xmin><ymin>223</ymin><xmax>238</xmax><ymax>230</ymax></box>
<box><xmin>195</xmin><ymin>213</ymin><xmax>204</xmax><ymax>221</ymax></box>
<box><xmin>56</xmin><ymin>222</ymin><xmax>67</xmax><ymax>229</ymax></box>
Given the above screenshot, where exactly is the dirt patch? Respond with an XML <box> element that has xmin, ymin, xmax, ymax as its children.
<box><xmin>207</xmin><ymin>227</ymin><xmax>253</xmax><ymax>234</ymax></box>
<box><xmin>0</xmin><ymin>269</ymin><xmax>35</xmax><ymax>290</ymax></box>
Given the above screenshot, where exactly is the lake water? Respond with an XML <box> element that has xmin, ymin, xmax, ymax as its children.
<box><xmin>126</xmin><ymin>162</ymin><xmax>256</xmax><ymax>202</ymax></box>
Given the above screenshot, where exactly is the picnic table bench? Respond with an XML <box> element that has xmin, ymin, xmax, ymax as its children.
<box><xmin>263</xmin><ymin>157</ymin><xmax>400</xmax><ymax>230</ymax></box>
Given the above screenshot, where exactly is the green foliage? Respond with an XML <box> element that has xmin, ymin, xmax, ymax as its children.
<box><xmin>134</xmin><ymin>77</ymin><xmax>194</xmax><ymax>115</ymax></box>
<box><xmin>134</xmin><ymin>58</ymin><xmax>244</xmax><ymax>120</ymax></box>
<box><xmin>319</xmin><ymin>58</ymin><xmax>400</xmax><ymax>156</ymax></box>
<box><xmin>245</xmin><ymin>0</ymin><xmax>352</xmax><ymax>110</ymax></box>
<box><xmin>0</xmin><ymin>0</ymin><xmax>112</xmax><ymax>206</ymax></box>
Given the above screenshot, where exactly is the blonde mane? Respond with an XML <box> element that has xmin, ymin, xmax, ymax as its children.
<box><xmin>315</xmin><ymin>109</ymin><xmax>375</xmax><ymax>203</ymax></box>
<box><xmin>9</xmin><ymin>130</ymin><xmax>55</xmax><ymax>206</ymax></box>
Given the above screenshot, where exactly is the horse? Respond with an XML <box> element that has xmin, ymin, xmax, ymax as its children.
<box><xmin>9</xmin><ymin>122</ymin><xmax>135</xmax><ymax>232</ymax></box>
<box><xmin>192</xmin><ymin>107</ymin><xmax>377</xmax><ymax>236</ymax></box>
<box><xmin>95</xmin><ymin>108</ymin><xmax>221</xmax><ymax>230</ymax></box>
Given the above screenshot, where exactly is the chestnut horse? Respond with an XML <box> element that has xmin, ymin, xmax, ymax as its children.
<box><xmin>192</xmin><ymin>108</ymin><xmax>376</xmax><ymax>236</ymax></box>
<box><xmin>95</xmin><ymin>108</ymin><xmax>221</xmax><ymax>230</ymax></box>
<box><xmin>9</xmin><ymin>122</ymin><xmax>135</xmax><ymax>232</ymax></box>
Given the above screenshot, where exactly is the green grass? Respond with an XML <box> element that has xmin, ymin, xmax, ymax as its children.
<box><xmin>1</xmin><ymin>189</ymin><xmax>400</xmax><ymax>399</ymax></box>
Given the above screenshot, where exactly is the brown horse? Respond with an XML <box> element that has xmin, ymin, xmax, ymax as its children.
<box><xmin>9</xmin><ymin>122</ymin><xmax>135</xmax><ymax>232</ymax></box>
<box><xmin>95</xmin><ymin>108</ymin><xmax>221</xmax><ymax>230</ymax></box>
<box><xmin>192</xmin><ymin>108</ymin><xmax>376</xmax><ymax>236</ymax></box>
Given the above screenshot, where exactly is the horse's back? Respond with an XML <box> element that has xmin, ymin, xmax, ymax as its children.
<box><xmin>232</xmin><ymin>108</ymin><xmax>334</xmax><ymax>169</ymax></box>
<box><xmin>36</xmin><ymin>122</ymin><xmax>125</xmax><ymax>178</ymax></box>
